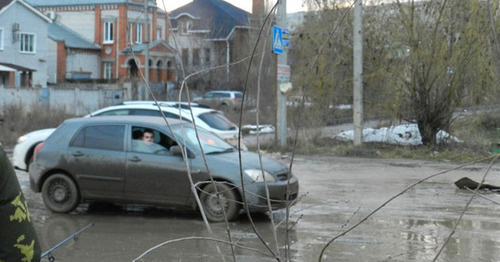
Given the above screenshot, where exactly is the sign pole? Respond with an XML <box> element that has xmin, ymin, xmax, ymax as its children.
<box><xmin>353</xmin><ymin>0</ymin><xmax>364</xmax><ymax>145</ymax></box>
<box><xmin>276</xmin><ymin>0</ymin><xmax>287</xmax><ymax>148</ymax></box>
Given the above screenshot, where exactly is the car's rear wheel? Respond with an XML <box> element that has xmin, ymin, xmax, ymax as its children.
<box><xmin>42</xmin><ymin>173</ymin><xmax>80</xmax><ymax>213</ymax></box>
<box><xmin>200</xmin><ymin>182</ymin><xmax>240</xmax><ymax>222</ymax></box>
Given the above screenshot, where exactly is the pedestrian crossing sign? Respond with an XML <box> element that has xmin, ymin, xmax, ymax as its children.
<box><xmin>273</xmin><ymin>26</ymin><xmax>284</xmax><ymax>54</ymax></box>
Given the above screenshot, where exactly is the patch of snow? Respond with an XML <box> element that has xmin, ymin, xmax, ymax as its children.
<box><xmin>329</xmin><ymin>104</ymin><xmax>352</xmax><ymax>110</ymax></box>
<box><xmin>333</xmin><ymin>123</ymin><xmax>462</xmax><ymax>145</ymax></box>
<box><xmin>242</xmin><ymin>124</ymin><xmax>275</xmax><ymax>134</ymax></box>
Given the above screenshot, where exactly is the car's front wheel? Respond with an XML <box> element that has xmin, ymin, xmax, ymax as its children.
<box><xmin>200</xmin><ymin>182</ymin><xmax>240</xmax><ymax>222</ymax></box>
<box><xmin>42</xmin><ymin>173</ymin><xmax>80</xmax><ymax>213</ymax></box>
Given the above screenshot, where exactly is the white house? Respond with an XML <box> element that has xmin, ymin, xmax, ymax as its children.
<box><xmin>0</xmin><ymin>0</ymin><xmax>51</xmax><ymax>88</ymax></box>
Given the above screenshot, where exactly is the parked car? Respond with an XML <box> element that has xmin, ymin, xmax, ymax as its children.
<box><xmin>12</xmin><ymin>101</ymin><xmax>246</xmax><ymax>171</ymax></box>
<box><xmin>193</xmin><ymin>90</ymin><xmax>243</xmax><ymax>111</ymax></box>
<box><xmin>29</xmin><ymin>116</ymin><xmax>299</xmax><ymax>222</ymax></box>
<box><xmin>13</xmin><ymin>128</ymin><xmax>57</xmax><ymax>171</ymax></box>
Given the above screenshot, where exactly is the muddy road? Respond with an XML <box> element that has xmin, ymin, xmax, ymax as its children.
<box><xmin>16</xmin><ymin>156</ymin><xmax>500</xmax><ymax>261</ymax></box>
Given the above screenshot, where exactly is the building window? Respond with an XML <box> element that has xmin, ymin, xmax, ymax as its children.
<box><xmin>205</xmin><ymin>48</ymin><xmax>210</xmax><ymax>65</ymax></box>
<box><xmin>136</xmin><ymin>23</ymin><xmax>142</xmax><ymax>43</ymax></box>
<box><xmin>104</xmin><ymin>21</ymin><xmax>113</xmax><ymax>43</ymax></box>
<box><xmin>19</xmin><ymin>33</ymin><xmax>35</xmax><ymax>53</ymax></box>
<box><xmin>182</xmin><ymin>48</ymin><xmax>189</xmax><ymax>65</ymax></box>
<box><xmin>0</xmin><ymin>28</ymin><xmax>3</xmax><ymax>50</ymax></box>
<box><xmin>104</xmin><ymin>62</ymin><xmax>113</xmax><ymax>79</ymax></box>
<box><xmin>156</xmin><ymin>28</ymin><xmax>162</xmax><ymax>40</ymax></box>
<box><xmin>192</xmin><ymin>48</ymin><xmax>200</xmax><ymax>66</ymax></box>
<box><xmin>181</xmin><ymin>21</ymin><xmax>191</xmax><ymax>35</ymax></box>
<box><xmin>128</xmin><ymin>22</ymin><xmax>134</xmax><ymax>45</ymax></box>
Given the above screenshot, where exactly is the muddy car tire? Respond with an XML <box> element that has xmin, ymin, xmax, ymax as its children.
<box><xmin>200</xmin><ymin>183</ymin><xmax>239</xmax><ymax>222</ymax></box>
<box><xmin>42</xmin><ymin>173</ymin><xmax>80</xmax><ymax>213</ymax></box>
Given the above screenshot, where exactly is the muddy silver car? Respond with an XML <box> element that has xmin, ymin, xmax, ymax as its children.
<box><xmin>29</xmin><ymin>116</ymin><xmax>298</xmax><ymax>222</ymax></box>
<box><xmin>193</xmin><ymin>90</ymin><xmax>243</xmax><ymax>111</ymax></box>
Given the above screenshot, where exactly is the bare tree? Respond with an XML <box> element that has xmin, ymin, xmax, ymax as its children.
<box><xmin>393</xmin><ymin>0</ymin><xmax>497</xmax><ymax>145</ymax></box>
<box><xmin>292</xmin><ymin>0</ymin><xmax>499</xmax><ymax>146</ymax></box>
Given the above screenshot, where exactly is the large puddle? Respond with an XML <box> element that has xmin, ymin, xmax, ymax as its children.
<box><xmin>18</xmin><ymin>156</ymin><xmax>500</xmax><ymax>261</ymax></box>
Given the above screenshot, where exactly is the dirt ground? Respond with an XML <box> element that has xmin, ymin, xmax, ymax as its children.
<box><xmin>15</xmin><ymin>155</ymin><xmax>500</xmax><ymax>262</ymax></box>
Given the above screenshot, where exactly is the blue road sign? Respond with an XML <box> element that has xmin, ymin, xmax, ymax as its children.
<box><xmin>282</xmin><ymin>29</ymin><xmax>289</xmax><ymax>52</ymax></box>
<box><xmin>273</xmin><ymin>26</ymin><xmax>283</xmax><ymax>54</ymax></box>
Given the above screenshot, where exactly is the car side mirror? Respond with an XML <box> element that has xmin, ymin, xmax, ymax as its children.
<box><xmin>170</xmin><ymin>145</ymin><xmax>192</xmax><ymax>158</ymax></box>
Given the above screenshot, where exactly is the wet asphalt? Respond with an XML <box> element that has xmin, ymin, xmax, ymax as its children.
<box><xmin>14</xmin><ymin>155</ymin><xmax>500</xmax><ymax>261</ymax></box>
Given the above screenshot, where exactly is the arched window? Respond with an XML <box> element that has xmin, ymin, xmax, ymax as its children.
<box><xmin>166</xmin><ymin>60</ymin><xmax>173</xmax><ymax>81</ymax></box>
<box><xmin>156</xmin><ymin>60</ymin><xmax>164</xmax><ymax>82</ymax></box>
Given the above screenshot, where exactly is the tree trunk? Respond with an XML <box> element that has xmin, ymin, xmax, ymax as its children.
<box><xmin>417</xmin><ymin>119</ymin><xmax>437</xmax><ymax>146</ymax></box>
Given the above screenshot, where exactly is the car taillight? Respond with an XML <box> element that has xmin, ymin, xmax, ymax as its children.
<box><xmin>33</xmin><ymin>142</ymin><xmax>44</xmax><ymax>161</ymax></box>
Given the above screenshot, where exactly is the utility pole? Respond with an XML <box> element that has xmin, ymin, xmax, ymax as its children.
<box><xmin>276</xmin><ymin>0</ymin><xmax>287</xmax><ymax>147</ymax></box>
<box><xmin>353</xmin><ymin>0</ymin><xmax>363</xmax><ymax>146</ymax></box>
<box><xmin>144</xmin><ymin>0</ymin><xmax>150</xmax><ymax>100</ymax></box>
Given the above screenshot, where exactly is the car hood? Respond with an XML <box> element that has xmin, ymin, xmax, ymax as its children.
<box><xmin>22</xmin><ymin>128</ymin><xmax>57</xmax><ymax>140</ymax></box>
<box><xmin>204</xmin><ymin>150</ymin><xmax>288</xmax><ymax>175</ymax></box>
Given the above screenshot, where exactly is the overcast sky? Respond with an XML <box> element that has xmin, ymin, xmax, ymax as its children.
<box><xmin>157</xmin><ymin>0</ymin><xmax>307</xmax><ymax>13</ymax></box>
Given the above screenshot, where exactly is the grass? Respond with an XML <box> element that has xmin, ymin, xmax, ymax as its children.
<box><xmin>257</xmin><ymin>111</ymin><xmax>500</xmax><ymax>164</ymax></box>
<box><xmin>0</xmin><ymin>104</ymin><xmax>74</xmax><ymax>148</ymax></box>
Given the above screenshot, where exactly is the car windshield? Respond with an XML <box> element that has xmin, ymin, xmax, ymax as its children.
<box><xmin>171</xmin><ymin>125</ymin><xmax>235</xmax><ymax>155</ymax></box>
<box><xmin>198</xmin><ymin>111</ymin><xmax>237</xmax><ymax>131</ymax></box>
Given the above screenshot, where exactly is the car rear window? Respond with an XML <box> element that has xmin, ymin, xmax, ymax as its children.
<box><xmin>71</xmin><ymin>125</ymin><xmax>125</xmax><ymax>151</ymax></box>
<box><xmin>198</xmin><ymin>112</ymin><xmax>237</xmax><ymax>131</ymax></box>
<box><xmin>94</xmin><ymin>109</ymin><xmax>131</xmax><ymax>116</ymax></box>
<box><xmin>235</xmin><ymin>93</ymin><xmax>243</xmax><ymax>99</ymax></box>
<box><xmin>161</xmin><ymin>111</ymin><xmax>191</xmax><ymax>122</ymax></box>
<box><xmin>132</xmin><ymin>109</ymin><xmax>162</xmax><ymax>117</ymax></box>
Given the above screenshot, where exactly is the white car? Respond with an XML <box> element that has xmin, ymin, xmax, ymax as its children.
<box><xmin>13</xmin><ymin>128</ymin><xmax>57</xmax><ymax>171</ymax></box>
<box><xmin>12</xmin><ymin>101</ymin><xmax>247</xmax><ymax>171</ymax></box>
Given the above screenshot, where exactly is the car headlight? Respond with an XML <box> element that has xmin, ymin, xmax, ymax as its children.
<box><xmin>17</xmin><ymin>135</ymin><xmax>27</xmax><ymax>143</ymax></box>
<box><xmin>245</xmin><ymin>169</ymin><xmax>276</xmax><ymax>182</ymax></box>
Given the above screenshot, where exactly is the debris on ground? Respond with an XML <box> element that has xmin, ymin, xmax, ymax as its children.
<box><xmin>454</xmin><ymin>177</ymin><xmax>500</xmax><ymax>192</ymax></box>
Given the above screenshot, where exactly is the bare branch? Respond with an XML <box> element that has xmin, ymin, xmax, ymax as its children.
<box><xmin>464</xmin><ymin>187</ymin><xmax>500</xmax><ymax>205</ymax></box>
<box><xmin>132</xmin><ymin>236</ymin><xmax>275</xmax><ymax>262</ymax></box>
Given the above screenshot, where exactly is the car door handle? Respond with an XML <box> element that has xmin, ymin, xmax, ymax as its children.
<box><xmin>129</xmin><ymin>156</ymin><xmax>141</xmax><ymax>162</ymax></box>
<box><xmin>72</xmin><ymin>151</ymin><xmax>84</xmax><ymax>157</ymax></box>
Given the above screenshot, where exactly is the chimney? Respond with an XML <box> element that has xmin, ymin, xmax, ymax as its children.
<box><xmin>252</xmin><ymin>0</ymin><xmax>264</xmax><ymax>15</ymax></box>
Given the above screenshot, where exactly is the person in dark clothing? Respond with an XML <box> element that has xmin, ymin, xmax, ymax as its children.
<box><xmin>0</xmin><ymin>143</ymin><xmax>41</xmax><ymax>262</ymax></box>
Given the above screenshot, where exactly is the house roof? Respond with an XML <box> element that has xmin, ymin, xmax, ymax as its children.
<box><xmin>0</xmin><ymin>64</ymin><xmax>16</xmax><ymax>72</ymax></box>
<box><xmin>121</xmin><ymin>39</ymin><xmax>175</xmax><ymax>53</ymax></box>
<box><xmin>24</xmin><ymin>0</ymin><xmax>157</xmax><ymax>8</ymax></box>
<box><xmin>0</xmin><ymin>0</ymin><xmax>12</xmax><ymax>10</ymax></box>
<box><xmin>169</xmin><ymin>0</ymin><xmax>249</xmax><ymax>40</ymax></box>
<box><xmin>49</xmin><ymin>22</ymin><xmax>100</xmax><ymax>50</ymax></box>
<box><xmin>0</xmin><ymin>0</ymin><xmax>52</xmax><ymax>22</ymax></box>
<box><xmin>0</xmin><ymin>63</ymin><xmax>36</xmax><ymax>71</ymax></box>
